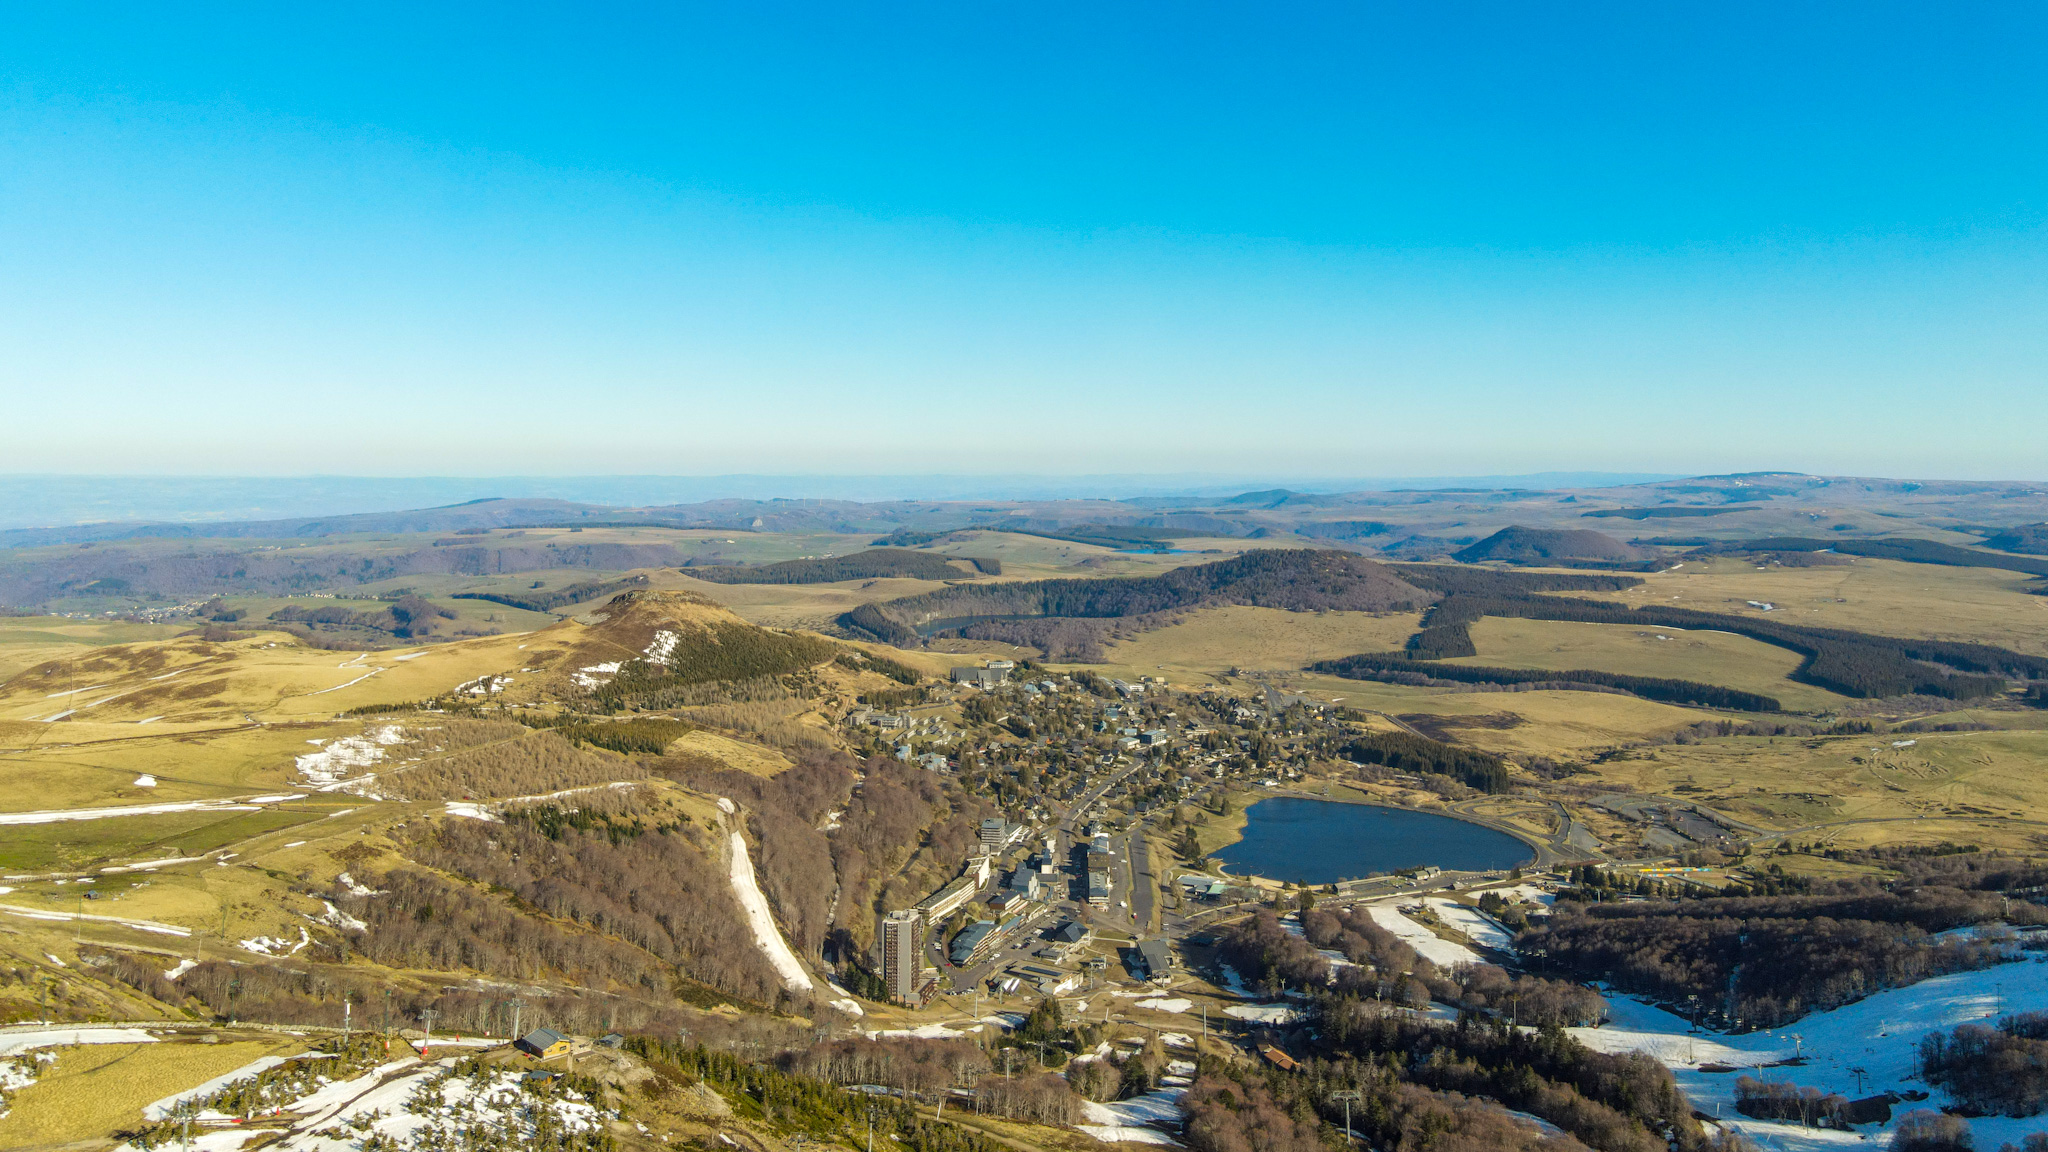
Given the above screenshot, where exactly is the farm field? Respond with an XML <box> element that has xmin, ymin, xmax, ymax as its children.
<box><xmin>1085</xmin><ymin>604</ymin><xmax>1424</xmax><ymax>684</ymax></box>
<box><xmin>1576</xmin><ymin>555</ymin><xmax>2048</xmax><ymax>655</ymax></box>
<box><xmin>1274</xmin><ymin>671</ymin><xmax>1709</xmax><ymax>757</ymax></box>
<box><xmin>1446</xmin><ymin>615</ymin><xmax>1852</xmax><ymax>712</ymax></box>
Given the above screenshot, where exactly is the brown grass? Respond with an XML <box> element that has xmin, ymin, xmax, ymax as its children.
<box><xmin>0</xmin><ymin>1037</ymin><xmax>301</xmax><ymax>1144</ymax></box>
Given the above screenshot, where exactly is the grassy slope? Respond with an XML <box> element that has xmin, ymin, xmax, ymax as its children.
<box><xmin>0</xmin><ymin>1038</ymin><xmax>305</xmax><ymax>1145</ymax></box>
<box><xmin>1566</xmin><ymin>715</ymin><xmax>2048</xmax><ymax>852</ymax></box>
<box><xmin>1574</xmin><ymin>555</ymin><xmax>2048</xmax><ymax>656</ymax></box>
<box><xmin>1445</xmin><ymin>615</ymin><xmax>1852</xmax><ymax>712</ymax></box>
<box><xmin>1079</xmin><ymin>604</ymin><xmax>1424</xmax><ymax>685</ymax></box>
<box><xmin>0</xmin><ymin>617</ymin><xmax>190</xmax><ymax>681</ymax></box>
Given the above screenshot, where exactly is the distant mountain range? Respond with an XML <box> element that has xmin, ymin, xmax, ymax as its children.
<box><xmin>0</xmin><ymin>472</ymin><xmax>1691</xmax><ymax>532</ymax></box>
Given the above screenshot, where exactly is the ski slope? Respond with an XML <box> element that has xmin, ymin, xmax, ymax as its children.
<box><xmin>1570</xmin><ymin>959</ymin><xmax>2048</xmax><ymax>1150</ymax></box>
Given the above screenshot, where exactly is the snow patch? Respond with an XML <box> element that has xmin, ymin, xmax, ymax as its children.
<box><xmin>0</xmin><ymin>800</ymin><xmax>260</xmax><ymax>826</ymax></box>
<box><xmin>1424</xmin><ymin>898</ymin><xmax>1516</xmax><ymax>953</ymax></box>
<box><xmin>239</xmin><ymin>926</ymin><xmax>311</xmax><ymax>956</ymax></box>
<box><xmin>865</xmin><ymin>1023</ymin><xmax>977</xmax><ymax>1040</ymax></box>
<box><xmin>0</xmin><ymin>1028</ymin><xmax>158</xmax><ymax>1058</ymax></box>
<box><xmin>643</xmin><ymin>630</ymin><xmax>680</xmax><ymax>665</ymax></box>
<box><xmin>318</xmin><ymin>900</ymin><xmax>368</xmax><ymax>932</ymax></box>
<box><xmin>1366</xmin><ymin>899</ymin><xmax>1482</xmax><ymax>967</ymax></box>
<box><xmin>1133</xmin><ymin>998</ymin><xmax>1193</xmax><ymax>1014</ymax></box>
<box><xmin>1223</xmin><ymin>1004</ymin><xmax>1300</xmax><ymax>1024</ymax></box>
<box><xmin>295</xmin><ymin>725</ymin><xmax>406</xmax><ymax>792</ymax></box>
<box><xmin>133</xmin><ymin>774</ymin><xmax>157</xmax><ymax>788</ymax></box>
<box><xmin>725</xmin><ymin>826</ymin><xmax>813</xmax><ymax>991</ymax></box>
<box><xmin>1574</xmin><ymin>961</ymin><xmax>2048</xmax><ymax>1152</ymax></box>
<box><xmin>338</xmin><ymin>872</ymin><xmax>384</xmax><ymax>897</ymax></box>
<box><xmin>1080</xmin><ymin>1086</ymin><xmax>1187</xmax><ymax>1145</ymax></box>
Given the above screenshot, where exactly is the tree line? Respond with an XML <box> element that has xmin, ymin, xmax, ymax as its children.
<box><xmin>268</xmin><ymin>593</ymin><xmax>454</xmax><ymax>638</ymax></box>
<box><xmin>685</xmin><ymin>548</ymin><xmax>990</xmax><ymax>585</ymax></box>
<box><xmin>1681</xmin><ymin>536</ymin><xmax>2048</xmax><ymax>577</ymax></box>
<box><xmin>1921</xmin><ymin>1011</ymin><xmax>2048</xmax><ymax>1117</ymax></box>
<box><xmin>1318</xmin><ymin>652</ymin><xmax>1781</xmax><ymax>711</ymax></box>
<box><xmin>1340</xmin><ymin>730</ymin><xmax>1513</xmax><ymax>793</ymax></box>
<box><xmin>846</xmin><ymin>549</ymin><xmax>1431</xmax><ymax>648</ymax></box>
<box><xmin>1339</xmin><ymin>589</ymin><xmax>2048</xmax><ymax>701</ymax></box>
<box><xmin>626</xmin><ymin>1037</ymin><xmax>1009</xmax><ymax>1152</ymax></box>
<box><xmin>1521</xmin><ymin>884</ymin><xmax>2035</xmax><ymax>1029</ymax></box>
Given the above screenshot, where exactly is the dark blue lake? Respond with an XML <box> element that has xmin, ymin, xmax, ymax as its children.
<box><xmin>1213</xmin><ymin>796</ymin><xmax>1533</xmax><ymax>884</ymax></box>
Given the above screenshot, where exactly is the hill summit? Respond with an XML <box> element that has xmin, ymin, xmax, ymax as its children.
<box><xmin>539</xmin><ymin>588</ymin><xmax>838</xmax><ymax>699</ymax></box>
<box><xmin>1453</xmin><ymin>526</ymin><xmax>1647</xmax><ymax>565</ymax></box>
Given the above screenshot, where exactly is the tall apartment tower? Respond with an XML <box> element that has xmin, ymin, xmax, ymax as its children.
<box><xmin>877</xmin><ymin>908</ymin><xmax>926</xmax><ymax>1004</ymax></box>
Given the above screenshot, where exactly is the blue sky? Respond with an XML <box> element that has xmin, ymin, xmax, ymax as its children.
<box><xmin>2</xmin><ymin>3</ymin><xmax>2044</xmax><ymax>479</ymax></box>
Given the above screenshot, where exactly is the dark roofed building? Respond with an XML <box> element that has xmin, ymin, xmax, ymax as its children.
<box><xmin>515</xmin><ymin>1027</ymin><xmax>571</xmax><ymax>1059</ymax></box>
<box><xmin>949</xmin><ymin>920</ymin><xmax>999</xmax><ymax>966</ymax></box>
<box><xmin>1132</xmin><ymin>939</ymin><xmax>1175</xmax><ymax>981</ymax></box>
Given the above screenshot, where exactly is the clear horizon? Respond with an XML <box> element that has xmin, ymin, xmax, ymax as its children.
<box><xmin>4</xmin><ymin>4</ymin><xmax>2044</xmax><ymax>476</ymax></box>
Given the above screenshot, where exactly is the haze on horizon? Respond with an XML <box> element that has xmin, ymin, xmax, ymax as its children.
<box><xmin>2</xmin><ymin>3</ymin><xmax>2044</xmax><ymax>480</ymax></box>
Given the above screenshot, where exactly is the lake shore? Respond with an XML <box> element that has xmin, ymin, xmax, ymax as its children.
<box><xmin>1209</xmin><ymin>792</ymin><xmax>1538</xmax><ymax>884</ymax></box>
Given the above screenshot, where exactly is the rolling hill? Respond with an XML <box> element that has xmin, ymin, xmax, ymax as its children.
<box><xmin>1453</xmin><ymin>526</ymin><xmax>1649</xmax><ymax>565</ymax></box>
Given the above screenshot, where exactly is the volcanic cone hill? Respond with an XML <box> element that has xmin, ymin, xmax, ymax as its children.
<box><xmin>1452</xmin><ymin>526</ymin><xmax>1649</xmax><ymax>565</ymax></box>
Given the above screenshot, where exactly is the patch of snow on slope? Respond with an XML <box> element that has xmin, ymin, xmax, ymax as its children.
<box><xmin>1081</xmin><ymin>1086</ymin><xmax>1187</xmax><ymax>1145</ymax></box>
<box><xmin>1366</xmin><ymin>899</ymin><xmax>1481</xmax><ymax>967</ymax></box>
<box><xmin>318</xmin><ymin>900</ymin><xmax>367</xmax><ymax>932</ymax></box>
<box><xmin>1223</xmin><ymin>1004</ymin><xmax>1299</xmax><ymax>1024</ymax></box>
<box><xmin>0</xmin><ymin>1028</ymin><xmax>158</xmax><ymax>1058</ymax></box>
<box><xmin>572</xmin><ymin>661</ymin><xmax>621</xmax><ymax>689</ymax></box>
<box><xmin>1424</xmin><ymin>898</ymin><xmax>1516</xmax><ymax>953</ymax></box>
<box><xmin>1572</xmin><ymin>961</ymin><xmax>2048</xmax><ymax>1152</ymax></box>
<box><xmin>0</xmin><ymin>800</ymin><xmax>261</xmax><ymax>826</ymax></box>
<box><xmin>643</xmin><ymin>630</ymin><xmax>679</xmax><ymax>664</ymax></box>
<box><xmin>1213</xmin><ymin>964</ymin><xmax>1256</xmax><ymax>999</ymax></box>
<box><xmin>240</xmin><ymin>926</ymin><xmax>310</xmax><ymax>956</ymax></box>
<box><xmin>295</xmin><ymin>725</ymin><xmax>405</xmax><ymax>790</ymax></box>
<box><xmin>141</xmin><ymin>1055</ymin><xmax>611</xmax><ymax>1152</ymax></box>
<box><xmin>865</xmin><ymin>1023</ymin><xmax>978</xmax><ymax>1040</ymax></box>
<box><xmin>337</xmin><ymin>872</ymin><xmax>383</xmax><ymax>896</ymax></box>
<box><xmin>726</xmin><ymin>826</ymin><xmax>813</xmax><ymax>991</ymax></box>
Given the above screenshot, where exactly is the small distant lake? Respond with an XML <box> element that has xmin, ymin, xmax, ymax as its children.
<box><xmin>1213</xmin><ymin>796</ymin><xmax>1532</xmax><ymax>884</ymax></box>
